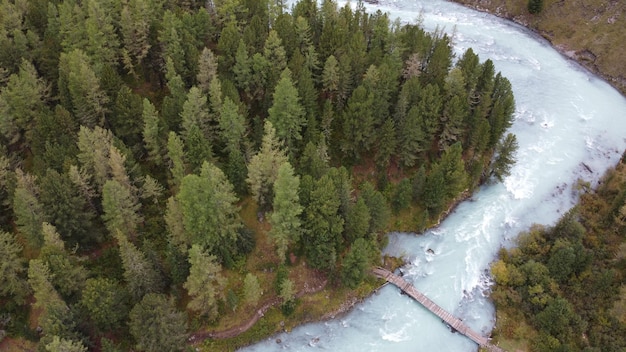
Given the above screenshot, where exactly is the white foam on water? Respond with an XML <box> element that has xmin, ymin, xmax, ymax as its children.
<box><xmin>242</xmin><ymin>1</ymin><xmax>626</xmax><ymax>351</ymax></box>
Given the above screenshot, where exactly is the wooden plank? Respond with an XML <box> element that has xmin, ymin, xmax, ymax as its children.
<box><xmin>372</xmin><ymin>267</ymin><xmax>505</xmax><ymax>352</ymax></box>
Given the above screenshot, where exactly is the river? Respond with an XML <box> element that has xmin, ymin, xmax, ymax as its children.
<box><xmin>241</xmin><ymin>0</ymin><xmax>626</xmax><ymax>351</ymax></box>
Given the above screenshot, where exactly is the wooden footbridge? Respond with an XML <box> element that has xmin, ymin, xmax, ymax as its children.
<box><xmin>372</xmin><ymin>267</ymin><xmax>504</xmax><ymax>352</ymax></box>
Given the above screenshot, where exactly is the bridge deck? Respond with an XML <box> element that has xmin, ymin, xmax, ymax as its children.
<box><xmin>372</xmin><ymin>267</ymin><xmax>504</xmax><ymax>352</ymax></box>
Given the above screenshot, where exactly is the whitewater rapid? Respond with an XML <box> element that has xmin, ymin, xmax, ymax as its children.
<box><xmin>241</xmin><ymin>0</ymin><xmax>626</xmax><ymax>351</ymax></box>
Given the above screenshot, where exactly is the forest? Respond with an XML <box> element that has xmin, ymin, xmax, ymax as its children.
<box><xmin>491</xmin><ymin>163</ymin><xmax>626</xmax><ymax>351</ymax></box>
<box><xmin>0</xmin><ymin>0</ymin><xmax>517</xmax><ymax>350</ymax></box>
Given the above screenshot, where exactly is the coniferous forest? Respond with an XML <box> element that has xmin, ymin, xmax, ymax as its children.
<box><xmin>0</xmin><ymin>0</ymin><xmax>517</xmax><ymax>350</ymax></box>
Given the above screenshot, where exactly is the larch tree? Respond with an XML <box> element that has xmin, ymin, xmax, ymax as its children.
<box><xmin>180</xmin><ymin>86</ymin><xmax>210</xmax><ymax>142</ymax></box>
<box><xmin>247</xmin><ymin>121</ymin><xmax>288</xmax><ymax>211</ymax></box>
<box><xmin>167</xmin><ymin>131</ymin><xmax>186</xmax><ymax>188</ymax></box>
<box><xmin>13</xmin><ymin>170</ymin><xmax>47</xmax><ymax>249</ymax></box>
<box><xmin>183</xmin><ymin>244</ymin><xmax>226</xmax><ymax>319</ymax></box>
<box><xmin>39</xmin><ymin>223</ymin><xmax>88</xmax><ymax>298</ymax></box>
<box><xmin>102</xmin><ymin>179</ymin><xmax>142</xmax><ymax>236</ymax></box>
<box><xmin>115</xmin><ymin>231</ymin><xmax>162</xmax><ymax>301</ymax></box>
<box><xmin>129</xmin><ymin>293</ymin><xmax>188</xmax><ymax>352</ymax></box>
<box><xmin>58</xmin><ymin>49</ymin><xmax>109</xmax><ymax>127</ymax></box>
<box><xmin>269</xmin><ymin>162</ymin><xmax>303</xmax><ymax>263</ymax></box>
<box><xmin>80</xmin><ymin>277</ymin><xmax>129</xmax><ymax>331</ymax></box>
<box><xmin>120</xmin><ymin>0</ymin><xmax>154</xmax><ymax>73</ymax></box>
<box><xmin>0</xmin><ymin>59</ymin><xmax>49</xmax><ymax>148</ymax></box>
<box><xmin>84</xmin><ymin>0</ymin><xmax>119</xmax><ymax>71</ymax></box>
<box><xmin>268</xmin><ymin>68</ymin><xmax>305</xmax><ymax>154</ymax></box>
<box><xmin>142</xmin><ymin>98</ymin><xmax>162</xmax><ymax>165</ymax></box>
<box><xmin>76</xmin><ymin>125</ymin><xmax>113</xmax><ymax>192</ymax></box>
<box><xmin>0</xmin><ymin>230</ymin><xmax>29</xmax><ymax>304</ymax></box>
<box><xmin>263</xmin><ymin>30</ymin><xmax>287</xmax><ymax>90</ymax></box>
<box><xmin>197</xmin><ymin>47</ymin><xmax>218</xmax><ymax>94</ymax></box>
<box><xmin>177</xmin><ymin>161</ymin><xmax>241</xmax><ymax>260</ymax></box>
<box><xmin>243</xmin><ymin>273</ymin><xmax>262</xmax><ymax>306</ymax></box>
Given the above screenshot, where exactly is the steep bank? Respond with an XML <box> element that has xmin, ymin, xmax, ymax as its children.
<box><xmin>451</xmin><ymin>0</ymin><xmax>626</xmax><ymax>96</ymax></box>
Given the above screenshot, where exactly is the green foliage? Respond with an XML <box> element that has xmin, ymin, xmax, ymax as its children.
<box><xmin>247</xmin><ymin>121</ymin><xmax>288</xmax><ymax>211</ymax></box>
<box><xmin>341</xmin><ymin>238</ymin><xmax>370</xmax><ymax>289</ymax></box>
<box><xmin>268</xmin><ymin>68</ymin><xmax>305</xmax><ymax>154</ymax></box>
<box><xmin>177</xmin><ymin>161</ymin><xmax>241</xmax><ymax>260</ymax></box>
<box><xmin>528</xmin><ymin>0</ymin><xmax>544</xmax><ymax>14</ymax></box>
<box><xmin>183</xmin><ymin>244</ymin><xmax>226</xmax><ymax>319</ymax></box>
<box><xmin>244</xmin><ymin>273</ymin><xmax>262</xmax><ymax>306</ymax></box>
<box><xmin>129</xmin><ymin>293</ymin><xmax>188</xmax><ymax>352</ymax></box>
<box><xmin>45</xmin><ymin>335</ymin><xmax>87</xmax><ymax>352</ymax></box>
<box><xmin>269</xmin><ymin>162</ymin><xmax>303</xmax><ymax>262</ymax></box>
<box><xmin>80</xmin><ymin>277</ymin><xmax>128</xmax><ymax>331</ymax></box>
<box><xmin>0</xmin><ymin>230</ymin><xmax>29</xmax><ymax>304</ymax></box>
<box><xmin>102</xmin><ymin>179</ymin><xmax>142</xmax><ymax>236</ymax></box>
<box><xmin>302</xmin><ymin>174</ymin><xmax>344</xmax><ymax>271</ymax></box>
<box><xmin>115</xmin><ymin>231</ymin><xmax>163</xmax><ymax>302</ymax></box>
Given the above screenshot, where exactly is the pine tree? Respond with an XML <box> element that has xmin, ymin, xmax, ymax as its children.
<box><xmin>39</xmin><ymin>223</ymin><xmax>88</xmax><ymax>298</ymax></box>
<box><xmin>177</xmin><ymin>162</ymin><xmax>241</xmax><ymax>259</ymax></box>
<box><xmin>84</xmin><ymin>0</ymin><xmax>119</xmax><ymax>71</ymax></box>
<box><xmin>341</xmin><ymin>85</ymin><xmax>374</xmax><ymax>161</ymax></box>
<box><xmin>120</xmin><ymin>0</ymin><xmax>153</xmax><ymax>73</ymax></box>
<box><xmin>438</xmin><ymin>142</ymin><xmax>467</xmax><ymax>199</ymax></box>
<box><xmin>13</xmin><ymin>171</ymin><xmax>47</xmax><ymax>249</ymax></box>
<box><xmin>322</xmin><ymin>55</ymin><xmax>340</xmax><ymax>99</ymax></box>
<box><xmin>45</xmin><ymin>336</ymin><xmax>88</xmax><ymax>352</ymax></box>
<box><xmin>243</xmin><ymin>273</ymin><xmax>262</xmax><ymax>306</ymax></box>
<box><xmin>268</xmin><ymin>68</ymin><xmax>305</xmax><ymax>154</ymax></box>
<box><xmin>0</xmin><ymin>59</ymin><xmax>49</xmax><ymax>148</ymax></box>
<box><xmin>0</xmin><ymin>230</ymin><xmax>29</xmax><ymax>304</ymax></box>
<box><xmin>58</xmin><ymin>49</ymin><xmax>109</xmax><ymax>127</ymax></box>
<box><xmin>219</xmin><ymin>97</ymin><xmax>246</xmax><ymax>154</ymax></box>
<box><xmin>302</xmin><ymin>174</ymin><xmax>344</xmax><ymax>271</ymax></box>
<box><xmin>183</xmin><ymin>244</ymin><xmax>226</xmax><ymax>319</ymax></box>
<box><xmin>80</xmin><ymin>277</ymin><xmax>129</xmax><ymax>331</ymax></box>
<box><xmin>129</xmin><ymin>293</ymin><xmax>188</xmax><ymax>352</ymax></box>
<box><xmin>115</xmin><ymin>231</ymin><xmax>162</xmax><ymax>301</ymax></box>
<box><xmin>110</xmin><ymin>85</ymin><xmax>143</xmax><ymax>149</ymax></box>
<box><xmin>263</xmin><ymin>30</ymin><xmax>287</xmax><ymax>90</ymax></box>
<box><xmin>490</xmin><ymin>133</ymin><xmax>518</xmax><ymax>183</ymax></box>
<box><xmin>360</xmin><ymin>181</ymin><xmax>390</xmax><ymax>234</ymax></box>
<box><xmin>341</xmin><ymin>238</ymin><xmax>370</xmax><ymax>289</ymax></box>
<box><xmin>142</xmin><ymin>98</ymin><xmax>162</xmax><ymax>165</ymax></box>
<box><xmin>167</xmin><ymin>132</ymin><xmax>186</xmax><ymax>188</ymax></box>
<box><xmin>269</xmin><ymin>162</ymin><xmax>303</xmax><ymax>262</ymax></box>
<box><xmin>247</xmin><ymin>121</ymin><xmax>288</xmax><ymax>211</ymax></box>
<box><xmin>398</xmin><ymin>106</ymin><xmax>426</xmax><ymax>168</ymax></box>
<box><xmin>197</xmin><ymin>47</ymin><xmax>218</xmax><ymax>94</ymax></box>
<box><xmin>233</xmin><ymin>39</ymin><xmax>251</xmax><ymax>93</ymax></box>
<box><xmin>345</xmin><ymin>197</ymin><xmax>371</xmax><ymax>244</ymax></box>
<box><xmin>375</xmin><ymin>118</ymin><xmax>397</xmax><ymax>170</ymax></box>
<box><xmin>102</xmin><ymin>180</ymin><xmax>142</xmax><ymax>236</ymax></box>
<box><xmin>76</xmin><ymin>125</ymin><xmax>113</xmax><ymax>192</ymax></box>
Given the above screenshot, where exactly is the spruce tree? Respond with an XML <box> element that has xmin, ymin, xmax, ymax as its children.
<box><xmin>129</xmin><ymin>293</ymin><xmax>188</xmax><ymax>352</ymax></box>
<box><xmin>268</xmin><ymin>68</ymin><xmax>305</xmax><ymax>154</ymax></box>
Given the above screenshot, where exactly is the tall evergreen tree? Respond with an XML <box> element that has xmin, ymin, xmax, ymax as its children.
<box><xmin>302</xmin><ymin>174</ymin><xmax>344</xmax><ymax>271</ymax></box>
<box><xmin>183</xmin><ymin>244</ymin><xmax>226</xmax><ymax>319</ymax></box>
<box><xmin>0</xmin><ymin>230</ymin><xmax>29</xmax><ymax>304</ymax></box>
<box><xmin>177</xmin><ymin>162</ymin><xmax>241</xmax><ymax>260</ymax></box>
<box><xmin>13</xmin><ymin>170</ymin><xmax>47</xmax><ymax>249</ymax></box>
<box><xmin>341</xmin><ymin>85</ymin><xmax>374</xmax><ymax>161</ymax></box>
<box><xmin>142</xmin><ymin>98</ymin><xmax>162</xmax><ymax>165</ymax></box>
<box><xmin>341</xmin><ymin>238</ymin><xmax>370</xmax><ymax>289</ymax></box>
<box><xmin>129</xmin><ymin>293</ymin><xmax>188</xmax><ymax>352</ymax></box>
<box><xmin>80</xmin><ymin>277</ymin><xmax>129</xmax><ymax>331</ymax></box>
<box><xmin>269</xmin><ymin>162</ymin><xmax>303</xmax><ymax>262</ymax></box>
<box><xmin>268</xmin><ymin>68</ymin><xmax>305</xmax><ymax>154</ymax></box>
<box><xmin>247</xmin><ymin>121</ymin><xmax>288</xmax><ymax>211</ymax></box>
<box><xmin>490</xmin><ymin>133</ymin><xmax>518</xmax><ymax>183</ymax></box>
<box><xmin>167</xmin><ymin>132</ymin><xmax>186</xmax><ymax>188</ymax></box>
<box><xmin>115</xmin><ymin>231</ymin><xmax>162</xmax><ymax>301</ymax></box>
<box><xmin>243</xmin><ymin>273</ymin><xmax>262</xmax><ymax>306</ymax></box>
<box><xmin>102</xmin><ymin>179</ymin><xmax>142</xmax><ymax>236</ymax></box>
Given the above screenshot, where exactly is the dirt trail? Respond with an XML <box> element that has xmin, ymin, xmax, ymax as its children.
<box><xmin>188</xmin><ymin>278</ymin><xmax>327</xmax><ymax>343</ymax></box>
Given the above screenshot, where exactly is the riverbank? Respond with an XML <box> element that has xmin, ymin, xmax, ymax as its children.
<box><xmin>451</xmin><ymin>0</ymin><xmax>626</xmax><ymax>96</ymax></box>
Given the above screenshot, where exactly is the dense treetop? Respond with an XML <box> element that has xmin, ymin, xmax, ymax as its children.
<box><xmin>0</xmin><ymin>0</ymin><xmax>517</xmax><ymax>350</ymax></box>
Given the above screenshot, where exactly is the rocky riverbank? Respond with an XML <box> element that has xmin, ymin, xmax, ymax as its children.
<box><xmin>452</xmin><ymin>0</ymin><xmax>626</xmax><ymax>96</ymax></box>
